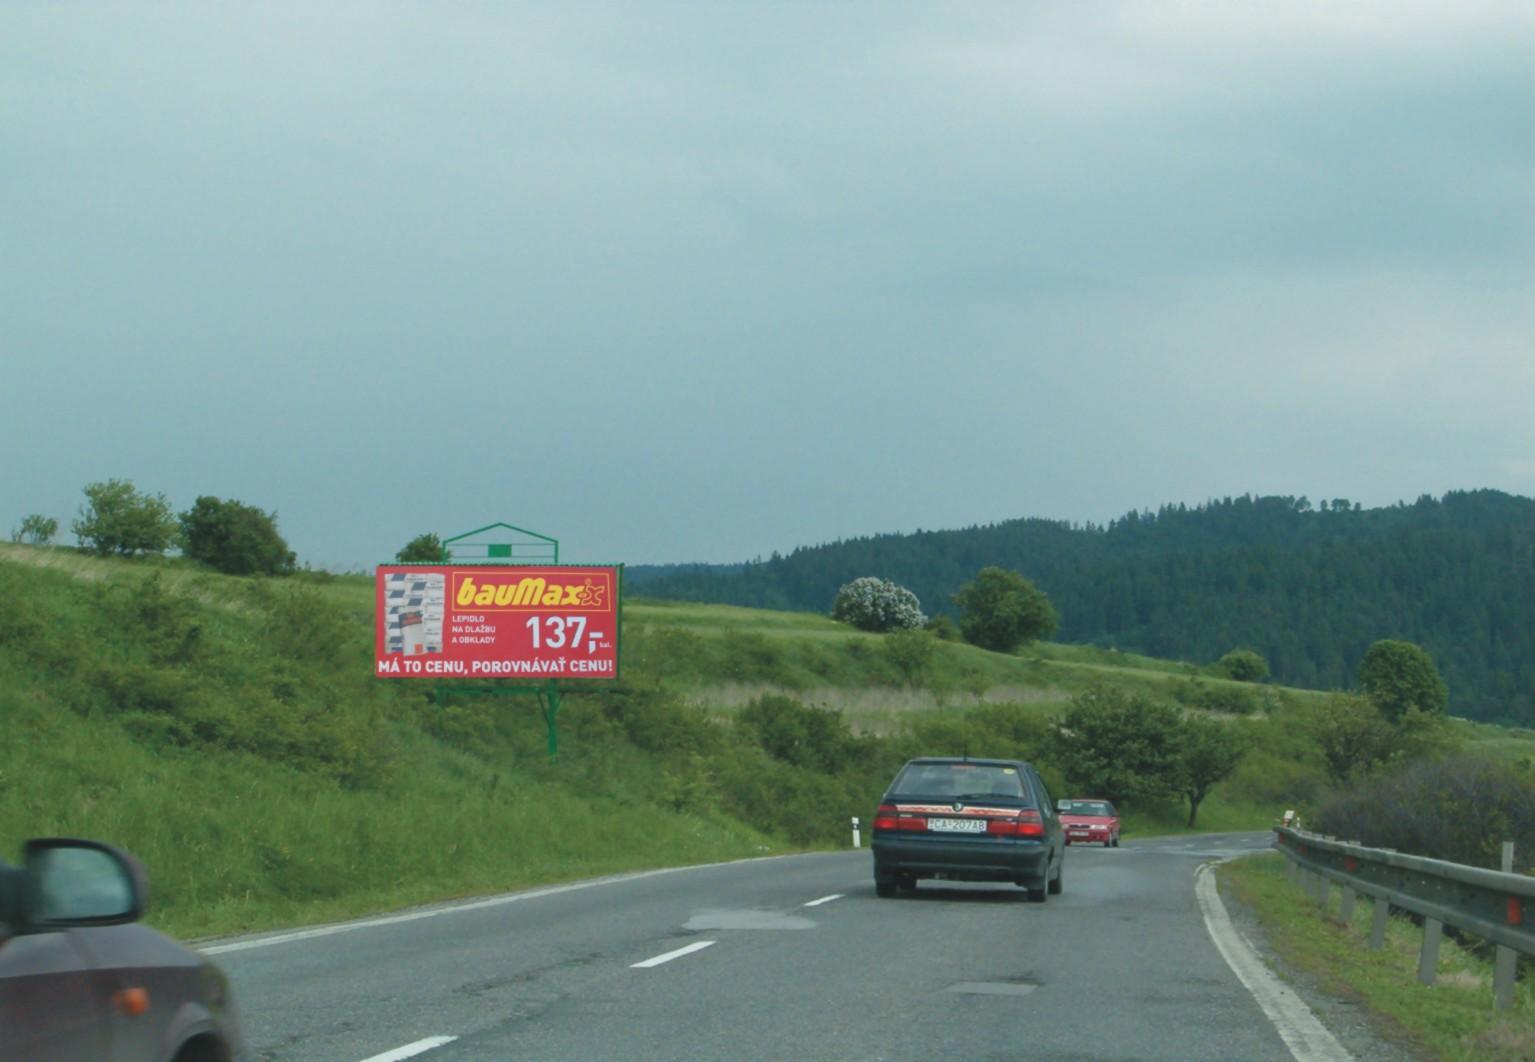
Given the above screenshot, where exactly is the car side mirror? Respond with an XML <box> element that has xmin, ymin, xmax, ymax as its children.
<box><xmin>18</xmin><ymin>839</ymin><xmax>147</xmax><ymax>933</ymax></box>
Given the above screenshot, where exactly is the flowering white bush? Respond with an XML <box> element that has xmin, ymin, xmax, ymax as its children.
<box><xmin>831</xmin><ymin>577</ymin><xmax>926</xmax><ymax>632</ymax></box>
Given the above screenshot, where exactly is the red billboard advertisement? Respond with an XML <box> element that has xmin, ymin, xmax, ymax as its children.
<box><xmin>375</xmin><ymin>565</ymin><xmax>620</xmax><ymax>680</ymax></box>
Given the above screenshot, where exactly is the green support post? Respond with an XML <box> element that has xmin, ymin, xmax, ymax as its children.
<box><xmin>540</xmin><ymin>682</ymin><xmax>561</xmax><ymax>760</ymax></box>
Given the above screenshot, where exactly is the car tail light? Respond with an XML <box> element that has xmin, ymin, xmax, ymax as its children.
<box><xmin>872</xmin><ymin>804</ymin><xmax>927</xmax><ymax>831</ymax></box>
<box><xmin>986</xmin><ymin>809</ymin><xmax>1045</xmax><ymax>837</ymax></box>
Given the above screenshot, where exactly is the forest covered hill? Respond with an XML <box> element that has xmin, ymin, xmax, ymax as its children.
<box><xmin>627</xmin><ymin>490</ymin><xmax>1535</xmax><ymax>726</ymax></box>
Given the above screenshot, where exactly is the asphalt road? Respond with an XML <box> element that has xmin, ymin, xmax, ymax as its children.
<box><xmin>212</xmin><ymin>832</ymin><xmax>1309</xmax><ymax>1061</ymax></box>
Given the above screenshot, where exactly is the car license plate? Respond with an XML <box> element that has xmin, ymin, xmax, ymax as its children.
<box><xmin>1070</xmin><ymin>829</ymin><xmax>1091</xmax><ymax>837</ymax></box>
<box><xmin>928</xmin><ymin>818</ymin><xmax>985</xmax><ymax>833</ymax></box>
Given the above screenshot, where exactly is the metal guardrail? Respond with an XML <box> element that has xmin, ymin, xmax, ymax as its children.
<box><xmin>1273</xmin><ymin>827</ymin><xmax>1531</xmax><ymax>1010</ymax></box>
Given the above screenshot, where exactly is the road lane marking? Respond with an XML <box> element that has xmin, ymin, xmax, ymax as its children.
<box><xmin>1195</xmin><ymin>862</ymin><xmax>1352</xmax><ymax>1062</ymax></box>
<box><xmin>359</xmin><ymin>1036</ymin><xmax>458</xmax><ymax>1062</ymax></box>
<box><xmin>631</xmin><ymin>940</ymin><xmax>716</xmax><ymax>968</ymax></box>
<box><xmin>201</xmin><ymin>854</ymin><xmax>799</xmax><ymax>956</ymax></box>
<box><xmin>803</xmin><ymin>894</ymin><xmax>843</xmax><ymax>907</ymax></box>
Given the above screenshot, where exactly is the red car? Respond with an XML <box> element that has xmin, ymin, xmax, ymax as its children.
<box><xmin>1058</xmin><ymin>799</ymin><xmax>1120</xmax><ymax>847</ymax></box>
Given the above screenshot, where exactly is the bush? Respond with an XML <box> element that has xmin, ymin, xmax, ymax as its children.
<box><xmin>952</xmin><ymin>566</ymin><xmax>1058</xmax><ymax>653</ymax></box>
<box><xmin>882</xmin><ymin>628</ymin><xmax>937</xmax><ymax>686</ymax></box>
<box><xmin>924</xmin><ymin>614</ymin><xmax>960</xmax><ymax>641</ymax></box>
<box><xmin>736</xmin><ymin>694</ymin><xmax>867</xmax><ymax>774</ymax></box>
<box><xmin>72</xmin><ymin>479</ymin><xmax>177</xmax><ymax>557</ymax></box>
<box><xmin>831</xmin><ymin>577</ymin><xmax>926</xmax><ymax>632</ymax></box>
<box><xmin>1215</xmin><ymin>648</ymin><xmax>1269</xmax><ymax>682</ymax></box>
<box><xmin>1174</xmin><ymin>678</ymin><xmax>1258</xmax><ymax>715</ymax></box>
<box><xmin>395</xmin><ymin>532</ymin><xmax>443</xmax><ymax>563</ymax></box>
<box><xmin>11</xmin><ymin>514</ymin><xmax>58</xmax><ymax>545</ymax></box>
<box><xmin>1357</xmin><ymin>639</ymin><xmax>1448</xmax><ymax>722</ymax></box>
<box><xmin>1048</xmin><ymin>687</ymin><xmax>1183</xmax><ymax>806</ymax></box>
<box><xmin>1313</xmin><ymin>754</ymin><xmax>1535</xmax><ymax>870</ymax></box>
<box><xmin>180</xmin><ymin>496</ymin><xmax>296</xmax><ymax>576</ymax></box>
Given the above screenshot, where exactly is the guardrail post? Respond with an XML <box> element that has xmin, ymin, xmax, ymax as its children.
<box><xmin>1339</xmin><ymin>884</ymin><xmax>1355</xmax><ymax>924</ymax></box>
<box><xmin>1417</xmin><ymin>917</ymin><xmax>1442</xmax><ymax>986</ymax></box>
<box><xmin>1284</xmin><ymin>858</ymin><xmax>1296</xmax><ymax>884</ymax></box>
<box><xmin>1369</xmin><ymin>896</ymin><xmax>1389</xmax><ymax>949</ymax></box>
<box><xmin>1495</xmin><ymin>841</ymin><xmax>1516</xmax><ymax>1010</ymax></box>
<box><xmin>1318</xmin><ymin>875</ymin><xmax>1331</xmax><ymax>910</ymax></box>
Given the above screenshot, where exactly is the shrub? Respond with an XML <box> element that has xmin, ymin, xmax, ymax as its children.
<box><xmin>736</xmin><ymin>694</ymin><xmax>867</xmax><ymax>774</ymax></box>
<box><xmin>1299</xmin><ymin>692</ymin><xmax>1396</xmax><ymax>785</ymax></box>
<box><xmin>831</xmin><ymin>577</ymin><xmax>926</xmax><ymax>632</ymax></box>
<box><xmin>924</xmin><ymin>614</ymin><xmax>960</xmax><ymax>641</ymax></box>
<box><xmin>11</xmin><ymin>513</ymin><xmax>58</xmax><ymax>545</ymax></box>
<box><xmin>180</xmin><ymin>496</ymin><xmax>296</xmax><ymax>576</ymax></box>
<box><xmin>1313</xmin><ymin>754</ymin><xmax>1535</xmax><ymax>870</ymax></box>
<box><xmin>1174</xmin><ymin>678</ymin><xmax>1258</xmax><ymax>715</ymax></box>
<box><xmin>72</xmin><ymin>479</ymin><xmax>177</xmax><ymax>557</ymax></box>
<box><xmin>1357</xmin><ymin>639</ymin><xmax>1448</xmax><ymax>722</ymax></box>
<box><xmin>952</xmin><ymin>566</ymin><xmax>1058</xmax><ymax>653</ymax></box>
<box><xmin>882</xmin><ymin>628</ymin><xmax>936</xmax><ymax>686</ymax></box>
<box><xmin>260</xmin><ymin>584</ymin><xmax>357</xmax><ymax>664</ymax></box>
<box><xmin>1048</xmin><ymin>687</ymin><xmax>1183</xmax><ymax>806</ymax></box>
<box><xmin>395</xmin><ymin>532</ymin><xmax>443</xmax><ymax>563</ymax></box>
<box><xmin>1215</xmin><ymin>648</ymin><xmax>1269</xmax><ymax>682</ymax></box>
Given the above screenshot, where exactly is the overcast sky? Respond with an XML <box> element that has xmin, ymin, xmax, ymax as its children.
<box><xmin>4</xmin><ymin>2</ymin><xmax>1532</xmax><ymax>570</ymax></box>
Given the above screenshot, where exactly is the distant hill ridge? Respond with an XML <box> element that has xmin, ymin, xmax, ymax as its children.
<box><xmin>627</xmin><ymin>490</ymin><xmax>1535</xmax><ymax>726</ymax></box>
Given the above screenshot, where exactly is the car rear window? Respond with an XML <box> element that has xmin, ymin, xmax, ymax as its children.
<box><xmin>888</xmin><ymin>762</ymin><xmax>1031</xmax><ymax>801</ymax></box>
<box><xmin>1061</xmin><ymin>801</ymin><xmax>1114</xmax><ymax>816</ymax></box>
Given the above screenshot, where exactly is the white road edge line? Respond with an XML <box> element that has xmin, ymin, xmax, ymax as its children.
<box><xmin>803</xmin><ymin>894</ymin><xmax>843</xmax><ymax>907</ymax></box>
<box><xmin>201</xmin><ymin>854</ymin><xmax>797</xmax><ymax>956</ymax></box>
<box><xmin>358</xmin><ymin>1035</ymin><xmax>458</xmax><ymax>1062</ymax></box>
<box><xmin>631</xmin><ymin>940</ymin><xmax>716</xmax><ymax>968</ymax></box>
<box><xmin>1194</xmin><ymin>861</ymin><xmax>1353</xmax><ymax>1062</ymax></box>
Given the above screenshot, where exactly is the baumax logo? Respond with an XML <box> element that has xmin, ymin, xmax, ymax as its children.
<box><xmin>454</xmin><ymin>573</ymin><xmax>609</xmax><ymax>610</ymax></box>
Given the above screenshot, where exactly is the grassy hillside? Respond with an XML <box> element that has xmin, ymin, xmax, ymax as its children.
<box><xmin>4</xmin><ymin>543</ymin><xmax>1526</xmax><ymax>942</ymax></box>
<box><xmin>629</xmin><ymin>490</ymin><xmax>1535</xmax><ymax>725</ymax></box>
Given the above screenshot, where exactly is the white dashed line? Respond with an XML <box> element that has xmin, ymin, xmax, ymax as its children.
<box><xmin>201</xmin><ymin>855</ymin><xmax>794</xmax><ymax>956</ymax></box>
<box><xmin>803</xmin><ymin>894</ymin><xmax>843</xmax><ymax>907</ymax></box>
<box><xmin>358</xmin><ymin>1036</ymin><xmax>458</xmax><ymax>1062</ymax></box>
<box><xmin>631</xmin><ymin>940</ymin><xmax>716</xmax><ymax>968</ymax></box>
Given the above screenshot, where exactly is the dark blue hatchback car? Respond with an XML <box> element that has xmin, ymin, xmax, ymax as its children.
<box><xmin>872</xmin><ymin>757</ymin><xmax>1065</xmax><ymax>901</ymax></box>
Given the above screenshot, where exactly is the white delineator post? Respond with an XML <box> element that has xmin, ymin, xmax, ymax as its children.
<box><xmin>852</xmin><ymin>817</ymin><xmax>861</xmax><ymax>849</ymax></box>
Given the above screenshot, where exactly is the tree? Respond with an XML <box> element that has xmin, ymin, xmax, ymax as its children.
<box><xmin>1301</xmin><ymin>693</ymin><xmax>1395</xmax><ymax>785</ymax></box>
<box><xmin>952</xmin><ymin>566</ymin><xmax>1059</xmax><ymax>653</ymax></box>
<box><xmin>179</xmin><ymin>496</ymin><xmax>296</xmax><ymax>575</ymax></box>
<box><xmin>1048</xmin><ymin>687</ymin><xmax>1183</xmax><ymax>806</ymax></box>
<box><xmin>10</xmin><ymin>514</ymin><xmax>58</xmax><ymax>545</ymax></box>
<box><xmin>396</xmin><ymin>532</ymin><xmax>445</xmax><ymax>564</ymax></box>
<box><xmin>1216</xmin><ymin>648</ymin><xmax>1268</xmax><ymax>683</ymax></box>
<box><xmin>72</xmin><ymin>479</ymin><xmax>177</xmax><ymax>557</ymax></box>
<box><xmin>1177</xmin><ymin>715</ymin><xmax>1247</xmax><ymax>826</ymax></box>
<box><xmin>831</xmin><ymin>577</ymin><xmax>925</xmax><ymax>632</ymax></box>
<box><xmin>1358</xmin><ymin>639</ymin><xmax>1448</xmax><ymax>722</ymax></box>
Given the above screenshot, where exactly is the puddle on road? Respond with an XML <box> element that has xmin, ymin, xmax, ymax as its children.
<box><xmin>684</xmin><ymin>909</ymin><xmax>816</xmax><ymax>931</ymax></box>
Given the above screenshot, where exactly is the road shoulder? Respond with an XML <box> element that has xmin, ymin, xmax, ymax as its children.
<box><xmin>1211</xmin><ymin>857</ymin><xmax>1431</xmax><ymax>1062</ymax></box>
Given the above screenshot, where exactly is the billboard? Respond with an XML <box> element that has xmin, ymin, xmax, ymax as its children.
<box><xmin>375</xmin><ymin>565</ymin><xmax>620</xmax><ymax>680</ymax></box>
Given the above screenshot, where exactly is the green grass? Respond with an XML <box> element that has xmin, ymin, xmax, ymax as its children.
<box><xmin>1219</xmin><ymin>852</ymin><xmax>1535</xmax><ymax>1061</ymax></box>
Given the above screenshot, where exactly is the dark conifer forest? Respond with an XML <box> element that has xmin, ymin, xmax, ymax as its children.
<box><xmin>626</xmin><ymin>490</ymin><xmax>1535</xmax><ymax>726</ymax></box>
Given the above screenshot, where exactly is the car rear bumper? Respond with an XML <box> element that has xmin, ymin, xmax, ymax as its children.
<box><xmin>873</xmin><ymin>836</ymin><xmax>1051</xmax><ymax>883</ymax></box>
